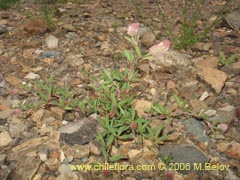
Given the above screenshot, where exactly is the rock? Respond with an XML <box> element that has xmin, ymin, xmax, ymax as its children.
<box><xmin>150</xmin><ymin>51</ymin><xmax>191</xmax><ymax>71</ymax></box>
<box><xmin>0</xmin><ymin>26</ymin><xmax>8</xmax><ymax>34</ymax></box>
<box><xmin>159</xmin><ymin>144</ymin><xmax>209</xmax><ymax>174</ymax></box>
<box><xmin>38</xmin><ymin>146</ymin><xmax>48</xmax><ymax>161</ymax></box>
<box><xmin>24</xmin><ymin>19</ymin><xmax>48</xmax><ymax>35</ymax></box>
<box><xmin>42</xmin><ymin>51</ymin><xmax>59</xmax><ymax>58</ymax></box>
<box><xmin>0</xmin><ymin>165</ymin><xmax>12</xmax><ymax>180</ymax></box>
<box><xmin>0</xmin><ymin>20</ymin><xmax>8</xmax><ymax>25</ymax></box>
<box><xmin>10</xmin><ymin>156</ymin><xmax>41</xmax><ymax>180</ymax></box>
<box><xmin>0</xmin><ymin>108</ymin><xmax>13</xmax><ymax>120</ymax></box>
<box><xmin>45</xmin><ymin>35</ymin><xmax>59</xmax><ymax>49</ymax></box>
<box><xmin>0</xmin><ymin>131</ymin><xmax>12</xmax><ymax>148</ymax></box>
<box><xmin>8</xmin><ymin>117</ymin><xmax>25</xmax><ymax>138</ymax></box>
<box><xmin>209</xmin><ymin>106</ymin><xmax>235</xmax><ymax>124</ymax></box>
<box><xmin>128</xmin><ymin>149</ymin><xmax>142</xmax><ymax>162</ymax></box>
<box><xmin>45</xmin><ymin>158</ymin><xmax>60</xmax><ymax>171</ymax></box>
<box><xmin>24</xmin><ymin>72</ymin><xmax>40</xmax><ymax>80</ymax></box>
<box><xmin>32</xmin><ymin>109</ymin><xmax>45</xmax><ymax>126</ymax></box>
<box><xmin>192</xmin><ymin>42</ymin><xmax>212</xmax><ymax>51</ymax></box>
<box><xmin>0</xmin><ymin>154</ymin><xmax>6</xmax><ymax>165</ymax></box>
<box><xmin>89</xmin><ymin>140</ymin><xmax>101</xmax><ymax>156</ymax></box>
<box><xmin>56</xmin><ymin>172</ymin><xmax>82</xmax><ymax>180</ymax></box>
<box><xmin>138</xmin><ymin>62</ymin><xmax>150</xmax><ymax>74</ymax></box>
<box><xmin>51</xmin><ymin>107</ymin><xmax>65</xmax><ymax>121</ymax></box>
<box><xmin>199</xmin><ymin>91</ymin><xmax>209</xmax><ymax>101</ymax></box>
<box><xmin>65</xmin><ymin>32</ymin><xmax>79</xmax><ymax>40</ymax></box>
<box><xmin>141</xmin><ymin>31</ymin><xmax>155</xmax><ymax>47</ymax></box>
<box><xmin>9</xmin><ymin>137</ymin><xmax>60</xmax><ymax>162</ymax></box>
<box><xmin>179</xmin><ymin>80</ymin><xmax>198</xmax><ymax>99</ymax></box>
<box><xmin>221</xmin><ymin>61</ymin><xmax>240</xmax><ymax>75</ymax></box>
<box><xmin>224</xmin><ymin>141</ymin><xmax>240</xmax><ymax>160</ymax></box>
<box><xmin>64</xmin><ymin>112</ymin><xmax>75</xmax><ymax>122</ymax></box>
<box><xmin>217</xmin><ymin>141</ymin><xmax>230</xmax><ymax>152</ymax></box>
<box><xmin>167</xmin><ymin>80</ymin><xmax>176</xmax><ymax>90</ymax></box>
<box><xmin>197</xmin><ymin>68</ymin><xmax>227</xmax><ymax>94</ymax></box>
<box><xmin>62</xmin><ymin>24</ymin><xmax>76</xmax><ymax>32</ymax></box>
<box><xmin>4</xmin><ymin>75</ymin><xmax>22</xmax><ymax>88</ymax></box>
<box><xmin>189</xmin><ymin>99</ymin><xmax>208</xmax><ymax>114</ymax></box>
<box><xmin>224</xmin><ymin>10</ymin><xmax>240</xmax><ymax>30</ymax></box>
<box><xmin>59</xmin><ymin>117</ymin><xmax>98</xmax><ymax>145</ymax></box>
<box><xmin>58</xmin><ymin>164</ymin><xmax>72</xmax><ymax>174</ymax></box>
<box><xmin>132</xmin><ymin>99</ymin><xmax>152</xmax><ymax>117</ymax></box>
<box><xmin>64</xmin><ymin>144</ymin><xmax>89</xmax><ymax>159</ymax></box>
<box><xmin>182</xmin><ymin>118</ymin><xmax>210</xmax><ymax>142</ymax></box>
<box><xmin>200</xmin><ymin>109</ymin><xmax>217</xmax><ymax>117</ymax></box>
<box><xmin>65</xmin><ymin>54</ymin><xmax>84</xmax><ymax>67</ymax></box>
<box><xmin>167</xmin><ymin>132</ymin><xmax>180</xmax><ymax>141</ymax></box>
<box><xmin>192</xmin><ymin>56</ymin><xmax>218</xmax><ymax>69</ymax></box>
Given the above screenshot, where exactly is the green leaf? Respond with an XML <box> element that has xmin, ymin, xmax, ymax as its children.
<box><xmin>125</xmin><ymin>36</ymin><xmax>134</xmax><ymax>44</ymax></box>
<box><xmin>135</xmin><ymin>46</ymin><xmax>142</xmax><ymax>58</ymax></box>
<box><xmin>109</xmin><ymin>155</ymin><xmax>125</xmax><ymax>162</ymax></box>
<box><xmin>106</xmin><ymin>134</ymin><xmax>115</xmax><ymax>146</ymax></box>
<box><xmin>117</xmin><ymin>126</ymin><xmax>129</xmax><ymax>135</ymax></box>
<box><xmin>118</xmin><ymin>134</ymin><xmax>133</xmax><ymax>140</ymax></box>
<box><xmin>101</xmin><ymin>146</ymin><xmax>108</xmax><ymax>161</ymax></box>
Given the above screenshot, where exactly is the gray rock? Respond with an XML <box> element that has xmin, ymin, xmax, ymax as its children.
<box><xmin>8</xmin><ymin>117</ymin><xmax>25</xmax><ymax>138</ymax></box>
<box><xmin>65</xmin><ymin>32</ymin><xmax>79</xmax><ymax>40</ymax></box>
<box><xmin>42</xmin><ymin>51</ymin><xmax>59</xmax><ymax>58</ymax></box>
<box><xmin>150</xmin><ymin>51</ymin><xmax>191</xmax><ymax>71</ymax></box>
<box><xmin>0</xmin><ymin>154</ymin><xmax>6</xmax><ymax>165</ymax></box>
<box><xmin>221</xmin><ymin>61</ymin><xmax>240</xmax><ymax>75</ymax></box>
<box><xmin>0</xmin><ymin>165</ymin><xmax>11</xmax><ymax>180</ymax></box>
<box><xmin>159</xmin><ymin>144</ymin><xmax>209</xmax><ymax>174</ymax></box>
<box><xmin>209</xmin><ymin>105</ymin><xmax>236</xmax><ymax>124</ymax></box>
<box><xmin>59</xmin><ymin>117</ymin><xmax>98</xmax><ymax>145</ymax></box>
<box><xmin>0</xmin><ymin>26</ymin><xmax>8</xmax><ymax>34</ymax></box>
<box><xmin>58</xmin><ymin>164</ymin><xmax>72</xmax><ymax>174</ymax></box>
<box><xmin>182</xmin><ymin>118</ymin><xmax>210</xmax><ymax>142</ymax></box>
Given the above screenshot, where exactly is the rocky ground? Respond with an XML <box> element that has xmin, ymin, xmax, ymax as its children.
<box><xmin>0</xmin><ymin>0</ymin><xmax>240</xmax><ymax>180</ymax></box>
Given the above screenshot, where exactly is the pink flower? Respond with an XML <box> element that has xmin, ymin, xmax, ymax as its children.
<box><xmin>12</xmin><ymin>109</ymin><xmax>22</xmax><ymax>116</ymax></box>
<box><xmin>127</xmin><ymin>23</ymin><xmax>140</xmax><ymax>36</ymax></box>
<box><xmin>149</xmin><ymin>39</ymin><xmax>171</xmax><ymax>58</ymax></box>
<box><xmin>217</xmin><ymin>124</ymin><xmax>228</xmax><ymax>133</ymax></box>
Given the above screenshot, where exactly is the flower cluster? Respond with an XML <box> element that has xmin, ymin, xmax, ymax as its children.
<box><xmin>149</xmin><ymin>39</ymin><xmax>171</xmax><ymax>58</ymax></box>
<box><xmin>127</xmin><ymin>23</ymin><xmax>140</xmax><ymax>36</ymax></box>
<box><xmin>124</xmin><ymin>22</ymin><xmax>171</xmax><ymax>63</ymax></box>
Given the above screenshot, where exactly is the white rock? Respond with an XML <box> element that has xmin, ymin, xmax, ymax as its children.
<box><xmin>200</xmin><ymin>109</ymin><xmax>217</xmax><ymax>117</ymax></box>
<box><xmin>24</xmin><ymin>72</ymin><xmax>40</xmax><ymax>80</ymax></box>
<box><xmin>45</xmin><ymin>35</ymin><xmax>59</xmax><ymax>49</ymax></box>
<box><xmin>199</xmin><ymin>91</ymin><xmax>209</xmax><ymax>101</ymax></box>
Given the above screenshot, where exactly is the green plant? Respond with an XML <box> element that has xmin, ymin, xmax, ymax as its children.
<box><xmin>123</xmin><ymin>23</ymin><xmax>151</xmax><ymax>65</ymax></box>
<box><xmin>218</xmin><ymin>51</ymin><xmax>238</xmax><ymax>66</ymax></box>
<box><xmin>42</xmin><ymin>4</ymin><xmax>53</xmax><ymax>26</ymax></box>
<box><xmin>160</xmin><ymin>154</ymin><xmax>174</xmax><ymax>166</ymax></box>
<box><xmin>132</xmin><ymin>0</ymin><xmax>224</xmax><ymax>49</ymax></box>
<box><xmin>0</xmin><ymin>0</ymin><xmax>18</xmax><ymax>9</ymax></box>
<box><xmin>151</xmin><ymin>103</ymin><xmax>172</xmax><ymax>116</ymax></box>
<box><xmin>92</xmin><ymin>67</ymin><xmax>169</xmax><ymax>160</ymax></box>
<box><xmin>35</xmin><ymin>79</ymin><xmax>75</xmax><ymax>109</ymax></box>
<box><xmin>173</xmin><ymin>94</ymin><xmax>189</xmax><ymax>111</ymax></box>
